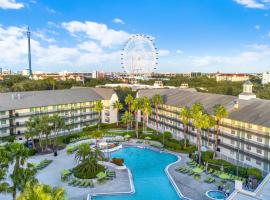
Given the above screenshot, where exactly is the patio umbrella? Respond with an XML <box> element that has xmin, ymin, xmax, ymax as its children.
<box><xmin>145</xmin><ymin>136</ymin><xmax>151</xmax><ymax>140</ymax></box>
<box><xmin>124</xmin><ymin>134</ymin><xmax>131</xmax><ymax>138</ymax></box>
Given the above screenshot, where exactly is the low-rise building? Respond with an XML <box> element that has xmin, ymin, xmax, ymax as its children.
<box><xmin>216</xmin><ymin>73</ymin><xmax>249</xmax><ymax>82</ymax></box>
<box><xmin>262</xmin><ymin>72</ymin><xmax>270</xmax><ymax>85</ymax></box>
<box><xmin>138</xmin><ymin>81</ymin><xmax>270</xmax><ymax>173</ymax></box>
<box><xmin>0</xmin><ymin>87</ymin><xmax>118</xmax><ymax>139</ymax></box>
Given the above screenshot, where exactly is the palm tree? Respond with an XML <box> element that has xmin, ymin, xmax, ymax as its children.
<box><xmin>113</xmin><ymin>100</ymin><xmax>123</xmax><ymax>127</ymax></box>
<box><xmin>191</xmin><ymin>103</ymin><xmax>208</xmax><ymax>164</ymax></box>
<box><xmin>38</xmin><ymin>115</ymin><xmax>51</xmax><ymax>151</ymax></box>
<box><xmin>140</xmin><ymin>97</ymin><xmax>152</xmax><ymax>133</ymax></box>
<box><xmin>17</xmin><ymin>183</ymin><xmax>65</xmax><ymax>200</ymax></box>
<box><xmin>213</xmin><ymin>104</ymin><xmax>228</xmax><ymax>159</ymax></box>
<box><xmin>94</xmin><ymin>100</ymin><xmax>104</xmax><ymax>130</ymax></box>
<box><xmin>50</xmin><ymin>114</ymin><xmax>65</xmax><ymax>149</ymax></box>
<box><xmin>206</xmin><ymin>115</ymin><xmax>215</xmax><ymax>147</ymax></box>
<box><xmin>152</xmin><ymin>94</ymin><xmax>164</xmax><ymax>130</ymax></box>
<box><xmin>7</xmin><ymin>143</ymin><xmax>36</xmax><ymax>200</ymax></box>
<box><xmin>131</xmin><ymin>98</ymin><xmax>140</xmax><ymax>138</ymax></box>
<box><xmin>179</xmin><ymin>106</ymin><xmax>191</xmax><ymax>148</ymax></box>
<box><xmin>75</xmin><ymin>143</ymin><xmax>92</xmax><ymax>163</ymax></box>
<box><xmin>125</xmin><ymin>94</ymin><xmax>134</xmax><ymax>128</ymax></box>
<box><xmin>121</xmin><ymin>111</ymin><xmax>132</xmax><ymax>131</ymax></box>
<box><xmin>25</xmin><ymin>116</ymin><xmax>40</xmax><ymax>149</ymax></box>
<box><xmin>91</xmin><ymin>130</ymin><xmax>103</xmax><ymax>147</ymax></box>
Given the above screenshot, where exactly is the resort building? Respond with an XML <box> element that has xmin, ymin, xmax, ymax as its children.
<box><xmin>137</xmin><ymin>81</ymin><xmax>270</xmax><ymax>173</ymax></box>
<box><xmin>216</xmin><ymin>73</ymin><xmax>249</xmax><ymax>82</ymax></box>
<box><xmin>0</xmin><ymin>87</ymin><xmax>118</xmax><ymax>139</ymax></box>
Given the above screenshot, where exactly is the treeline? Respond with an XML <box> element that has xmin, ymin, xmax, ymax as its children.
<box><xmin>0</xmin><ymin>75</ymin><xmax>121</xmax><ymax>92</ymax></box>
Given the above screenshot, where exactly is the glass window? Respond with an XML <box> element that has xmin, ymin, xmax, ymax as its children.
<box><xmin>0</xmin><ymin>120</ymin><xmax>6</xmax><ymax>125</ymax></box>
<box><xmin>256</xmin><ymin>148</ymin><xmax>262</xmax><ymax>154</ymax></box>
<box><xmin>257</xmin><ymin>137</ymin><xmax>263</xmax><ymax>143</ymax></box>
<box><xmin>246</xmin><ymin>145</ymin><xmax>251</xmax><ymax>150</ymax></box>
<box><xmin>247</xmin><ymin>134</ymin><xmax>252</xmax><ymax>139</ymax></box>
<box><xmin>0</xmin><ymin>111</ymin><xmax>5</xmax><ymax>115</ymax></box>
<box><xmin>246</xmin><ymin>156</ymin><xmax>251</xmax><ymax>161</ymax></box>
<box><xmin>256</xmin><ymin>160</ymin><xmax>261</xmax><ymax>165</ymax></box>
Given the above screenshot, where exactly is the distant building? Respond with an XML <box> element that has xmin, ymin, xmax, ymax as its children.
<box><xmin>92</xmin><ymin>71</ymin><xmax>105</xmax><ymax>79</ymax></box>
<box><xmin>262</xmin><ymin>72</ymin><xmax>270</xmax><ymax>85</ymax></box>
<box><xmin>32</xmin><ymin>73</ymin><xmax>85</xmax><ymax>82</ymax></box>
<box><xmin>216</xmin><ymin>73</ymin><xmax>249</xmax><ymax>82</ymax></box>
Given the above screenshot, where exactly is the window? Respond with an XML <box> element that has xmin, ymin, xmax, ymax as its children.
<box><xmin>256</xmin><ymin>148</ymin><xmax>262</xmax><ymax>154</ymax></box>
<box><xmin>246</xmin><ymin>145</ymin><xmax>251</xmax><ymax>150</ymax></box>
<box><xmin>257</xmin><ymin>137</ymin><xmax>263</xmax><ymax>143</ymax></box>
<box><xmin>0</xmin><ymin>111</ymin><xmax>5</xmax><ymax>116</ymax></box>
<box><xmin>246</xmin><ymin>156</ymin><xmax>251</xmax><ymax>161</ymax></box>
<box><xmin>231</xmin><ymin>130</ymin><xmax>235</xmax><ymax>135</ymax></box>
<box><xmin>230</xmin><ymin>150</ymin><xmax>234</xmax><ymax>155</ymax></box>
<box><xmin>247</xmin><ymin>134</ymin><xmax>252</xmax><ymax>140</ymax></box>
<box><xmin>248</xmin><ymin>124</ymin><xmax>252</xmax><ymax>129</ymax></box>
<box><xmin>256</xmin><ymin>160</ymin><xmax>261</xmax><ymax>166</ymax></box>
<box><xmin>0</xmin><ymin>120</ymin><xmax>6</xmax><ymax>125</ymax></box>
<box><xmin>230</xmin><ymin>140</ymin><xmax>235</xmax><ymax>145</ymax></box>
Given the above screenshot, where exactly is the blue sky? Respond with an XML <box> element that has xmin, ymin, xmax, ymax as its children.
<box><xmin>1</xmin><ymin>0</ymin><xmax>270</xmax><ymax>73</ymax></box>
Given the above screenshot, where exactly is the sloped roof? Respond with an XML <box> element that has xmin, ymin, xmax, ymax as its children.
<box><xmin>138</xmin><ymin>89</ymin><xmax>270</xmax><ymax>127</ymax></box>
<box><xmin>0</xmin><ymin>87</ymin><xmax>115</xmax><ymax>111</ymax></box>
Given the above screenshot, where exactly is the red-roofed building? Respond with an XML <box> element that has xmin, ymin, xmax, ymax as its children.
<box><xmin>216</xmin><ymin>73</ymin><xmax>249</xmax><ymax>82</ymax></box>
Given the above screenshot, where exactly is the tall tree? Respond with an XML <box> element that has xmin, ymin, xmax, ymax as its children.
<box><xmin>121</xmin><ymin>111</ymin><xmax>133</xmax><ymax>131</ymax></box>
<box><xmin>213</xmin><ymin>104</ymin><xmax>228</xmax><ymax>159</ymax></box>
<box><xmin>5</xmin><ymin>143</ymin><xmax>37</xmax><ymax>200</ymax></box>
<box><xmin>205</xmin><ymin>114</ymin><xmax>215</xmax><ymax>147</ymax></box>
<box><xmin>179</xmin><ymin>106</ymin><xmax>191</xmax><ymax>148</ymax></box>
<box><xmin>25</xmin><ymin>116</ymin><xmax>40</xmax><ymax>149</ymax></box>
<box><xmin>38</xmin><ymin>115</ymin><xmax>51</xmax><ymax>151</ymax></box>
<box><xmin>125</xmin><ymin>94</ymin><xmax>134</xmax><ymax>128</ymax></box>
<box><xmin>94</xmin><ymin>100</ymin><xmax>104</xmax><ymax>130</ymax></box>
<box><xmin>140</xmin><ymin>97</ymin><xmax>152</xmax><ymax>133</ymax></box>
<box><xmin>50</xmin><ymin>114</ymin><xmax>65</xmax><ymax>149</ymax></box>
<box><xmin>113</xmin><ymin>100</ymin><xmax>123</xmax><ymax>127</ymax></box>
<box><xmin>152</xmin><ymin>94</ymin><xmax>164</xmax><ymax>130</ymax></box>
<box><xmin>131</xmin><ymin>98</ymin><xmax>140</xmax><ymax>138</ymax></box>
<box><xmin>191</xmin><ymin>103</ymin><xmax>208</xmax><ymax>164</ymax></box>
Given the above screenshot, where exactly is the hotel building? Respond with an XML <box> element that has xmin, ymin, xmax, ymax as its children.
<box><xmin>138</xmin><ymin>81</ymin><xmax>270</xmax><ymax>173</ymax></box>
<box><xmin>0</xmin><ymin>87</ymin><xmax>118</xmax><ymax>139</ymax></box>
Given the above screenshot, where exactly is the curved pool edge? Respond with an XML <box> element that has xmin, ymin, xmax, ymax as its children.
<box><xmin>165</xmin><ymin>155</ymin><xmax>192</xmax><ymax>200</ymax></box>
<box><xmin>205</xmin><ymin>190</ymin><xmax>227</xmax><ymax>200</ymax></box>
<box><xmin>88</xmin><ymin>145</ymin><xmax>190</xmax><ymax>200</ymax></box>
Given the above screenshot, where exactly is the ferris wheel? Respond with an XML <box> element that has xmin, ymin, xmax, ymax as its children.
<box><xmin>121</xmin><ymin>34</ymin><xmax>158</xmax><ymax>78</ymax></box>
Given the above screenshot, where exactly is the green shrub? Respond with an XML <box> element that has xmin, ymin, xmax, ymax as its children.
<box><xmin>112</xmin><ymin>158</ymin><xmax>124</xmax><ymax>166</ymax></box>
<box><xmin>28</xmin><ymin>148</ymin><xmax>37</xmax><ymax>156</ymax></box>
<box><xmin>73</xmin><ymin>160</ymin><xmax>105</xmax><ymax>179</ymax></box>
<box><xmin>247</xmin><ymin>168</ymin><xmax>262</xmax><ymax>180</ymax></box>
<box><xmin>163</xmin><ymin>131</ymin><xmax>172</xmax><ymax>140</ymax></box>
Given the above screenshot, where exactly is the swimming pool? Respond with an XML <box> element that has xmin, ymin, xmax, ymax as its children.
<box><xmin>93</xmin><ymin>147</ymin><xmax>181</xmax><ymax>200</ymax></box>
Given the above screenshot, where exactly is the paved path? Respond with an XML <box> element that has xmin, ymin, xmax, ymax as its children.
<box><xmin>0</xmin><ymin>142</ymin><xmax>131</xmax><ymax>200</ymax></box>
<box><xmin>168</xmin><ymin>153</ymin><xmax>234</xmax><ymax>200</ymax></box>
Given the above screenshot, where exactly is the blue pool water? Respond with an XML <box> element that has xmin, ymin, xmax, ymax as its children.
<box><xmin>94</xmin><ymin>147</ymin><xmax>181</xmax><ymax>200</ymax></box>
<box><xmin>206</xmin><ymin>190</ymin><xmax>226</xmax><ymax>200</ymax></box>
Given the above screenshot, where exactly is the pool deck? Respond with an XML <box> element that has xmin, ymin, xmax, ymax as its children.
<box><xmin>167</xmin><ymin>153</ymin><xmax>234</xmax><ymax>200</ymax></box>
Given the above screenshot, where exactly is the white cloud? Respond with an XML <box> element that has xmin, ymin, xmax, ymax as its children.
<box><xmin>255</xmin><ymin>25</ymin><xmax>260</xmax><ymax>30</ymax></box>
<box><xmin>158</xmin><ymin>49</ymin><xmax>170</xmax><ymax>56</ymax></box>
<box><xmin>176</xmin><ymin>49</ymin><xmax>183</xmax><ymax>54</ymax></box>
<box><xmin>113</xmin><ymin>18</ymin><xmax>125</xmax><ymax>24</ymax></box>
<box><xmin>46</xmin><ymin>7</ymin><xmax>57</xmax><ymax>14</ymax></box>
<box><xmin>0</xmin><ymin>24</ymin><xmax>125</xmax><ymax>72</ymax></box>
<box><xmin>0</xmin><ymin>0</ymin><xmax>24</xmax><ymax>9</ymax></box>
<box><xmin>62</xmin><ymin>21</ymin><xmax>130</xmax><ymax>47</ymax></box>
<box><xmin>234</xmin><ymin>0</ymin><xmax>268</xmax><ymax>9</ymax></box>
<box><xmin>187</xmin><ymin>44</ymin><xmax>270</xmax><ymax>71</ymax></box>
